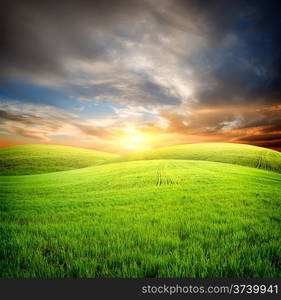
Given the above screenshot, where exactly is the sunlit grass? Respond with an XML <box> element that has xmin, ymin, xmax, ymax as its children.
<box><xmin>0</xmin><ymin>144</ymin><xmax>117</xmax><ymax>175</ymax></box>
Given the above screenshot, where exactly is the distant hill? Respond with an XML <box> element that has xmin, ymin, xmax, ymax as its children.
<box><xmin>114</xmin><ymin>143</ymin><xmax>281</xmax><ymax>173</ymax></box>
<box><xmin>0</xmin><ymin>144</ymin><xmax>118</xmax><ymax>175</ymax></box>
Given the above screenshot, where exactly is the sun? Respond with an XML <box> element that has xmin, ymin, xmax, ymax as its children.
<box><xmin>130</xmin><ymin>135</ymin><xmax>145</xmax><ymax>143</ymax></box>
<box><xmin>126</xmin><ymin>144</ymin><xmax>137</xmax><ymax>149</ymax></box>
<box><xmin>121</xmin><ymin>127</ymin><xmax>150</xmax><ymax>151</ymax></box>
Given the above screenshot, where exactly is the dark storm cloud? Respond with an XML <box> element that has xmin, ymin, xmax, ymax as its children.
<box><xmin>238</xmin><ymin>133</ymin><xmax>281</xmax><ymax>149</ymax></box>
<box><xmin>190</xmin><ymin>0</ymin><xmax>281</xmax><ymax>106</ymax></box>
<box><xmin>0</xmin><ymin>0</ymin><xmax>145</xmax><ymax>81</ymax></box>
<box><xmin>239</xmin><ymin>134</ymin><xmax>281</xmax><ymax>142</ymax></box>
<box><xmin>2</xmin><ymin>0</ymin><xmax>281</xmax><ymax>106</ymax></box>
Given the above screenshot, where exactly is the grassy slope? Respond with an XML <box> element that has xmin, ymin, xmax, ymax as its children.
<box><xmin>1</xmin><ymin>159</ymin><xmax>280</xmax><ymax>277</ymax></box>
<box><xmin>0</xmin><ymin>145</ymin><xmax>118</xmax><ymax>175</ymax></box>
<box><xmin>114</xmin><ymin>143</ymin><xmax>281</xmax><ymax>173</ymax></box>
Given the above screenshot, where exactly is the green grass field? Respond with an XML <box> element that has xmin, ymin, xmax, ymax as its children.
<box><xmin>0</xmin><ymin>143</ymin><xmax>281</xmax><ymax>277</ymax></box>
<box><xmin>0</xmin><ymin>144</ymin><xmax>117</xmax><ymax>175</ymax></box>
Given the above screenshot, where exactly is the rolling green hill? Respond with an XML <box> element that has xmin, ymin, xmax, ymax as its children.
<box><xmin>0</xmin><ymin>143</ymin><xmax>281</xmax><ymax>277</ymax></box>
<box><xmin>0</xmin><ymin>144</ymin><xmax>118</xmax><ymax>175</ymax></box>
<box><xmin>114</xmin><ymin>143</ymin><xmax>281</xmax><ymax>173</ymax></box>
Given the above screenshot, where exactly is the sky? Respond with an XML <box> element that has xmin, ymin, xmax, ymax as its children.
<box><xmin>1</xmin><ymin>0</ymin><xmax>281</xmax><ymax>153</ymax></box>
